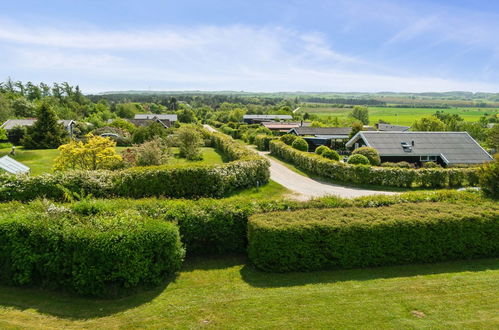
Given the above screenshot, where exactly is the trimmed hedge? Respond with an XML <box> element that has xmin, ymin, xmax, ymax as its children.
<box><xmin>270</xmin><ymin>140</ymin><xmax>480</xmax><ymax>188</ymax></box>
<box><xmin>248</xmin><ymin>202</ymin><xmax>499</xmax><ymax>272</ymax></box>
<box><xmin>292</xmin><ymin>137</ymin><xmax>308</xmax><ymax>151</ymax></box>
<box><xmin>0</xmin><ymin>210</ymin><xmax>184</xmax><ymax>297</ymax></box>
<box><xmin>0</xmin><ymin>131</ymin><xmax>270</xmax><ymax>201</ymax></box>
<box><xmin>352</xmin><ymin>146</ymin><xmax>381</xmax><ymax>166</ymax></box>
<box><xmin>254</xmin><ymin>134</ymin><xmax>275</xmax><ymax>151</ymax></box>
<box><xmin>348</xmin><ymin>154</ymin><xmax>369</xmax><ymax>165</ymax></box>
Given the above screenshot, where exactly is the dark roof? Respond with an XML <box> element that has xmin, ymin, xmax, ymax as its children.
<box><xmin>346</xmin><ymin>131</ymin><xmax>493</xmax><ymax>164</ymax></box>
<box><xmin>134</xmin><ymin>114</ymin><xmax>177</xmax><ymax>121</ymax></box>
<box><xmin>377</xmin><ymin>123</ymin><xmax>410</xmax><ymax>131</ymax></box>
<box><xmin>290</xmin><ymin>127</ymin><xmax>352</xmax><ymax>136</ymax></box>
<box><xmin>128</xmin><ymin>118</ymin><xmax>171</xmax><ymax>128</ymax></box>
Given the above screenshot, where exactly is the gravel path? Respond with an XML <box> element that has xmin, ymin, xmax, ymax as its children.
<box><xmin>204</xmin><ymin>125</ymin><xmax>396</xmax><ymax>200</ymax></box>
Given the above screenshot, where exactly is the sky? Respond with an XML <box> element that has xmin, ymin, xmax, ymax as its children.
<box><xmin>1</xmin><ymin>0</ymin><xmax>499</xmax><ymax>93</ymax></box>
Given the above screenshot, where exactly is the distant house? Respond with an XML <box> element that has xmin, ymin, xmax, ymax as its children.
<box><xmin>346</xmin><ymin>131</ymin><xmax>493</xmax><ymax>166</ymax></box>
<box><xmin>128</xmin><ymin>118</ymin><xmax>171</xmax><ymax>128</ymax></box>
<box><xmin>1</xmin><ymin>119</ymin><xmax>76</xmax><ymax>136</ymax></box>
<box><xmin>134</xmin><ymin>114</ymin><xmax>178</xmax><ymax>122</ymax></box>
<box><xmin>261</xmin><ymin>121</ymin><xmax>311</xmax><ymax>133</ymax></box>
<box><xmin>288</xmin><ymin>127</ymin><xmax>354</xmax><ymax>150</ymax></box>
<box><xmin>243</xmin><ymin>115</ymin><xmax>293</xmax><ymax>124</ymax></box>
<box><xmin>376</xmin><ymin>123</ymin><xmax>410</xmax><ymax>132</ymax></box>
<box><xmin>0</xmin><ymin>155</ymin><xmax>30</xmax><ymax>175</ymax></box>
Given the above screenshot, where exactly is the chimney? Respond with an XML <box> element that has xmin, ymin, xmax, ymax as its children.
<box><xmin>411</xmin><ymin>140</ymin><xmax>415</xmax><ymax>147</ymax></box>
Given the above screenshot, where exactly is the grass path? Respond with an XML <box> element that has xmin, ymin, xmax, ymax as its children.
<box><xmin>0</xmin><ymin>257</ymin><xmax>497</xmax><ymax>328</ymax></box>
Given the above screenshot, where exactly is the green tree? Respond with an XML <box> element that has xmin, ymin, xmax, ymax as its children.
<box><xmin>110</xmin><ymin>118</ymin><xmax>136</xmax><ymax>134</ymax></box>
<box><xmin>7</xmin><ymin>126</ymin><xmax>27</xmax><ymax>145</ymax></box>
<box><xmin>22</xmin><ymin>103</ymin><xmax>68</xmax><ymax>149</ymax></box>
<box><xmin>486</xmin><ymin>124</ymin><xmax>499</xmax><ymax>150</ymax></box>
<box><xmin>349</xmin><ymin>121</ymin><xmax>364</xmax><ymax>139</ymax></box>
<box><xmin>0</xmin><ymin>127</ymin><xmax>7</xmax><ymax>141</ymax></box>
<box><xmin>177</xmin><ymin>108</ymin><xmax>197</xmax><ymax>123</ymax></box>
<box><xmin>176</xmin><ymin>125</ymin><xmax>204</xmax><ymax>160</ymax></box>
<box><xmin>350</xmin><ymin>106</ymin><xmax>369</xmax><ymax>125</ymax></box>
<box><xmin>411</xmin><ymin>116</ymin><xmax>446</xmax><ymax>131</ymax></box>
<box><xmin>12</xmin><ymin>97</ymin><xmax>37</xmax><ymax>117</ymax></box>
<box><xmin>479</xmin><ymin>154</ymin><xmax>499</xmax><ymax>198</ymax></box>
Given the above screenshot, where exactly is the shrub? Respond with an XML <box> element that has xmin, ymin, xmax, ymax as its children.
<box><xmin>280</xmin><ymin>134</ymin><xmax>297</xmax><ymax>146</ymax></box>
<box><xmin>322</xmin><ymin>149</ymin><xmax>340</xmax><ymax>161</ymax></box>
<box><xmin>352</xmin><ymin>146</ymin><xmax>381</xmax><ymax>166</ymax></box>
<box><xmin>7</xmin><ymin>126</ymin><xmax>27</xmax><ymax>145</ymax></box>
<box><xmin>0</xmin><ymin>142</ymin><xmax>13</xmax><ymax>149</ymax></box>
<box><xmin>423</xmin><ymin>161</ymin><xmax>441</xmax><ymax>168</ymax></box>
<box><xmin>254</xmin><ymin>135</ymin><xmax>275</xmax><ymax>151</ymax></box>
<box><xmin>248</xmin><ymin>202</ymin><xmax>499</xmax><ymax>272</ymax></box>
<box><xmin>176</xmin><ymin>125</ymin><xmax>204</xmax><ymax>160</ymax></box>
<box><xmin>479</xmin><ymin>154</ymin><xmax>499</xmax><ymax>198</ymax></box>
<box><xmin>380</xmin><ymin>162</ymin><xmax>414</xmax><ymax>169</ymax></box>
<box><xmin>129</xmin><ymin>137</ymin><xmax>171</xmax><ymax>167</ymax></box>
<box><xmin>292</xmin><ymin>137</ymin><xmax>308</xmax><ymax>152</ymax></box>
<box><xmin>315</xmin><ymin>145</ymin><xmax>329</xmax><ymax>155</ymax></box>
<box><xmin>347</xmin><ymin>154</ymin><xmax>369</xmax><ymax>165</ymax></box>
<box><xmin>0</xmin><ymin>210</ymin><xmax>185</xmax><ymax>297</ymax></box>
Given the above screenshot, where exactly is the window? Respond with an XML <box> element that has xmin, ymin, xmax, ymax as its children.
<box><xmin>420</xmin><ymin>156</ymin><xmax>437</xmax><ymax>162</ymax></box>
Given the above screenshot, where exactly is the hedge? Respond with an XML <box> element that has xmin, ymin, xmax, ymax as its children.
<box><xmin>0</xmin><ymin>210</ymin><xmax>184</xmax><ymax>297</ymax></box>
<box><xmin>254</xmin><ymin>134</ymin><xmax>275</xmax><ymax>151</ymax></box>
<box><xmin>270</xmin><ymin>140</ymin><xmax>480</xmax><ymax>188</ymax></box>
<box><xmin>248</xmin><ymin>202</ymin><xmax>499</xmax><ymax>272</ymax></box>
<box><xmin>0</xmin><ymin>131</ymin><xmax>270</xmax><ymax>201</ymax></box>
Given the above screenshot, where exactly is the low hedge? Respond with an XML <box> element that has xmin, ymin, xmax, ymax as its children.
<box><xmin>0</xmin><ymin>210</ymin><xmax>184</xmax><ymax>297</ymax></box>
<box><xmin>270</xmin><ymin>140</ymin><xmax>479</xmax><ymax>188</ymax></box>
<box><xmin>0</xmin><ymin>131</ymin><xmax>270</xmax><ymax>201</ymax></box>
<box><xmin>254</xmin><ymin>134</ymin><xmax>275</xmax><ymax>151</ymax></box>
<box><xmin>248</xmin><ymin>202</ymin><xmax>499</xmax><ymax>272</ymax></box>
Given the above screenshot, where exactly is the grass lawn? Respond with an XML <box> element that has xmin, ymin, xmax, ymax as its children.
<box><xmin>300</xmin><ymin>105</ymin><xmax>498</xmax><ymax>126</ymax></box>
<box><xmin>0</xmin><ymin>147</ymin><xmax>225</xmax><ymax>175</ymax></box>
<box><xmin>0</xmin><ymin>256</ymin><xmax>497</xmax><ymax>328</ymax></box>
<box><xmin>225</xmin><ymin>179</ymin><xmax>292</xmax><ymax>200</ymax></box>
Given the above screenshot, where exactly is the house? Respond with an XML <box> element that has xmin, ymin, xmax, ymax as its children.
<box><xmin>243</xmin><ymin>115</ymin><xmax>293</xmax><ymax>124</ymax></box>
<box><xmin>0</xmin><ymin>155</ymin><xmax>30</xmax><ymax>175</ymax></box>
<box><xmin>376</xmin><ymin>123</ymin><xmax>410</xmax><ymax>131</ymax></box>
<box><xmin>1</xmin><ymin>119</ymin><xmax>76</xmax><ymax>136</ymax></box>
<box><xmin>134</xmin><ymin>114</ymin><xmax>178</xmax><ymax>122</ymax></box>
<box><xmin>288</xmin><ymin>127</ymin><xmax>354</xmax><ymax>150</ymax></box>
<box><xmin>261</xmin><ymin>121</ymin><xmax>311</xmax><ymax>133</ymax></box>
<box><xmin>128</xmin><ymin>118</ymin><xmax>171</xmax><ymax>128</ymax></box>
<box><xmin>346</xmin><ymin>131</ymin><xmax>493</xmax><ymax>166</ymax></box>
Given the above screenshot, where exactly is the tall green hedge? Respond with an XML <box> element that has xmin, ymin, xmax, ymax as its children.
<box><xmin>269</xmin><ymin>140</ymin><xmax>479</xmax><ymax>188</ymax></box>
<box><xmin>254</xmin><ymin>134</ymin><xmax>275</xmax><ymax>151</ymax></box>
<box><xmin>248</xmin><ymin>202</ymin><xmax>499</xmax><ymax>272</ymax></box>
<box><xmin>0</xmin><ymin>210</ymin><xmax>185</xmax><ymax>297</ymax></box>
<box><xmin>0</xmin><ymin>131</ymin><xmax>270</xmax><ymax>201</ymax></box>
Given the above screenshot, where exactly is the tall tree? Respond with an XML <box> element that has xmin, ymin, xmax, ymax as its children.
<box><xmin>22</xmin><ymin>103</ymin><xmax>68</xmax><ymax>149</ymax></box>
<box><xmin>349</xmin><ymin>106</ymin><xmax>369</xmax><ymax>125</ymax></box>
<box><xmin>411</xmin><ymin>116</ymin><xmax>446</xmax><ymax>131</ymax></box>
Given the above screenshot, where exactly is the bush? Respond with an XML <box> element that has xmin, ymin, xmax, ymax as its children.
<box><xmin>315</xmin><ymin>145</ymin><xmax>329</xmax><ymax>155</ymax></box>
<box><xmin>479</xmin><ymin>154</ymin><xmax>499</xmax><ymax>198</ymax></box>
<box><xmin>322</xmin><ymin>149</ymin><xmax>340</xmax><ymax>161</ymax></box>
<box><xmin>128</xmin><ymin>137</ymin><xmax>171</xmax><ymax>167</ymax></box>
<box><xmin>248</xmin><ymin>202</ymin><xmax>499</xmax><ymax>272</ymax></box>
<box><xmin>7</xmin><ymin>126</ymin><xmax>27</xmax><ymax>145</ymax></box>
<box><xmin>269</xmin><ymin>140</ymin><xmax>478</xmax><ymax>188</ymax></box>
<box><xmin>0</xmin><ymin>142</ymin><xmax>13</xmax><ymax>149</ymax></box>
<box><xmin>423</xmin><ymin>161</ymin><xmax>441</xmax><ymax>168</ymax></box>
<box><xmin>254</xmin><ymin>134</ymin><xmax>275</xmax><ymax>151</ymax></box>
<box><xmin>380</xmin><ymin>162</ymin><xmax>414</xmax><ymax>169</ymax></box>
<box><xmin>352</xmin><ymin>147</ymin><xmax>381</xmax><ymax>166</ymax></box>
<box><xmin>292</xmin><ymin>137</ymin><xmax>308</xmax><ymax>152</ymax></box>
<box><xmin>176</xmin><ymin>125</ymin><xmax>204</xmax><ymax>160</ymax></box>
<box><xmin>347</xmin><ymin>154</ymin><xmax>369</xmax><ymax>165</ymax></box>
<box><xmin>280</xmin><ymin>134</ymin><xmax>297</xmax><ymax>146</ymax></box>
<box><xmin>0</xmin><ymin>210</ymin><xmax>185</xmax><ymax>297</ymax></box>
<box><xmin>0</xmin><ymin>131</ymin><xmax>270</xmax><ymax>201</ymax></box>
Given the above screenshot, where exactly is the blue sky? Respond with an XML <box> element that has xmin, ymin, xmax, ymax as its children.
<box><xmin>1</xmin><ymin>0</ymin><xmax>499</xmax><ymax>93</ymax></box>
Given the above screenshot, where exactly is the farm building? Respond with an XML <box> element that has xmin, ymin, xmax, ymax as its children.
<box><xmin>346</xmin><ymin>131</ymin><xmax>493</xmax><ymax>167</ymax></box>
<box><xmin>243</xmin><ymin>114</ymin><xmax>293</xmax><ymax>124</ymax></box>
<box><xmin>376</xmin><ymin>123</ymin><xmax>410</xmax><ymax>131</ymax></box>
<box><xmin>1</xmin><ymin>119</ymin><xmax>76</xmax><ymax>136</ymax></box>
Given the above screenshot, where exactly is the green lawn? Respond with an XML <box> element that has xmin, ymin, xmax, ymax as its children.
<box><xmin>300</xmin><ymin>105</ymin><xmax>498</xmax><ymax>126</ymax></box>
<box><xmin>0</xmin><ymin>256</ymin><xmax>497</xmax><ymax>328</ymax></box>
<box><xmin>0</xmin><ymin>147</ymin><xmax>225</xmax><ymax>175</ymax></box>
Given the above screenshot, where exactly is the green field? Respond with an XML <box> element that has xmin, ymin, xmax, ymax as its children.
<box><xmin>0</xmin><ymin>147</ymin><xmax>225</xmax><ymax>175</ymax></box>
<box><xmin>0</xmin><ymin>256</ymin><xmax>497</xmax><ymax>328</ymax></box>
<box><xmin>301</xmin><ymin>105</ymin><xmax>498</xmax><ymax>126</ymax></box>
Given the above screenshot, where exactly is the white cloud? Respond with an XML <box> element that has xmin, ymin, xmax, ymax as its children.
<box><xmin>0</xmin><ymin>18</ymin><xmax>498</xmax><ymax>93</ymax></box>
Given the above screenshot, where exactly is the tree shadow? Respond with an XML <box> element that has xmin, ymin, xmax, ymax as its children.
<box><xmin>181</xmin><ymin>254</ymin><xmax>247</xmax><ymax>272</ymax></box>
<box><xmin>240</xmin><ymin>258</ymin><xmax>499</xmax><ymax>288</ymax></box>
<box><xmin>0</xmin><ymin>275</ymin><xmax>177</xmax><ymax>320</ymax></box>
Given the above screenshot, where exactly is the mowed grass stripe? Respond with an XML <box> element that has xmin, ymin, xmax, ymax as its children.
<box><xmin>0</xmin><ymin>257</ymin><xmax>497</xmax><ymax>328</ymax></box>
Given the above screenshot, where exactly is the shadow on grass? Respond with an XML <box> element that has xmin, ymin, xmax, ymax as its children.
<box><xmin>181</xmin><ymin>254</ymin><xmax>247</xmax><ymax>272</ymax></box>
<box><xmin>0</xmin><ymin>275</ymin><xmax>176</xmax><ymax>320</ymax></box>
<box><xmin>240</xmin><ymin>257</ymin><xmax>499</xmax><ymax>288</ymax></box>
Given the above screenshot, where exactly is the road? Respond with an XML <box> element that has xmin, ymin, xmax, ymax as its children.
<box><xmin>204</xmin><ymin>125</ymin><xmax>396</xmax><ymax>200</ymax></box>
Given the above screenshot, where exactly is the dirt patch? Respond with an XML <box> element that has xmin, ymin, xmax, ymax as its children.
<box><xmin>411</xmin><ymin>310</ymin><xmax>426</xmax><ymax>318</ymax></box>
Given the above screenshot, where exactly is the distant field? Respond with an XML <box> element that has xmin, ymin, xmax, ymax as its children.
<box><xmin>0</xmin><ymin>147</ymin><xmax>225</xmax><ymax>175</ymax></box>
<box><xmin>301</xmin><ymin>105</ymin><xmax>498</xmax><ymax>126</ymax></box>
